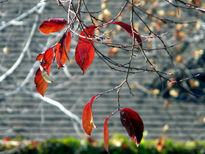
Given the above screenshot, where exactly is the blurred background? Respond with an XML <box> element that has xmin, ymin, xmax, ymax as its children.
<box><xmin>0</xmin><ymin>0</ymin><xmax>205</xmax><ymax>152</ymax></box>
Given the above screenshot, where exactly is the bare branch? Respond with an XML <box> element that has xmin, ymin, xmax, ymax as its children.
<box><xmin>24</xmin><ymin>91</ymin><xmax>81</xmax><ymax>125</ymax></box>
<box><xmin>0</xmin><ymin>1</ymin><xmax>46</xmax><ymax>31</ymax></box>
<box><xmin>0</xmin><ymin>15</ymin><xmax>39</xmax><ymax>82</ymax></box>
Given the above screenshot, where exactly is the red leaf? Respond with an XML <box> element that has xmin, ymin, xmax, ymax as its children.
<box><xmin>75</xmin><ymin>26</ymin><xmax>96</xmax><ymax>74</ymax></box>
<box><xmin>34</xmin><ymin>68</ymin><xmax>48</xmax><ymax>96</ymax></box>
<box><xmin>42</xmin><ymin>48</ymin><xmax>54</xmax><ymax>65</ymax></box>
<box><xmin>104</xmin><ymin>115</ymin><xmax>111</xmax><ymax>152</ymax></box>
<box><xmin>36</xmin><ymin>47</ymin><xmax>54</xmax><ymax>74</ymax></box>
<box><xmin>82</xmin><ymin>96</ymin><xmax>96</xmax><ymax>136</ymax></box>
<box><xmin>55</xmin><ymin>31</ymin><xmax>71</xmax><ymax>69</ymax></box>
<box><xmin>120</xmin><ymin>108</ymin><xmax>144</xmax><ymax>146</ymax></box>
<box><xmin>35</xmin><ymin>47</ymin><xmax>54</xmax><ymax>96</ymax></box>
<box><xmin>3</xmin><ymin>137</ymin><xmax>10</xmax><ymax>142</ymax></box>
<box><xmin>78</xmin><ymin>25</ymin><xmax>96</xmax><ymax>42</ymax></box>
<box><xmin>39</xmin><ymin>18</ymin><xmax>67</xmax><ymax>34</ymax></box>
<box><xmin>110</xmin><ymin>22</ymin><xmax>142</xmax><ymax>47</ymax></box>
<box><xmin>32</xmin><ymin>141</ymin><xmax>39</xmax><ymax>147</ymax></box>
<box><xmin>54</xmin><ymin>43</ymin><xmax>62</xmax><ymax>68</ymax></box>
<box><xmin>36</xmin><ymin>54</ymin><xmax>44</xmax><ymax>61</ymax></box>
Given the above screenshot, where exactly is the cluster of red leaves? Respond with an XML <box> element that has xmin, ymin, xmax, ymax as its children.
<box><xmin>35</xmin><ymin>19</ymin><xmax>97</xmax><ymax>96</ymax></box>
<box><xmin>35</xmin><ymin>47</ymin><xmax>54</xmax><ymax>96</ymax></box>
<box><xmin>35</xmin><ymin>18</ymin><xmax>71</xmax><ymax>95</ymax></box>
<box><xmin>34</xmin><ymin>18</ymin><xmax>144</xmax><ymax>152</ymax></box>
<box><xmin>35</xmin><ymin>19</ymin><xmax>142</xmax><ymax>96</ymax></box>
<box><xmin>82</xmin><ymin>96</ymin><xmax>144</xmax><ymax>152</ymax></box>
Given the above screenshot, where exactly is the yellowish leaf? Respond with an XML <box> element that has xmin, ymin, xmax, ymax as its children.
<box><xmin>175</xmin><ymin>55</ymin><xmax>183</xmax><ymax>65</ymax></box>
<box><xmin>103</xmin><ymin>9</ymin><xmax>111</xmax><ymax>21</ymax></box>
<box><xmin>169</xmin><ymin>89</ymin><xmax>179</xmax><ymax>97</ymax></box>
<box><xmin>176</xmin><ymin>24</ymin><xmax>182</xmax><ymax>30</ymax></box>
<box><xmin>189</xmin><ymin>79</ymin><xmax>200</xmax><ymax>88</ymax></box>
<box><xmin>3</xmin><ymin>46</ymin><xmax>10</xmax><ymax>54</ymax></box>
<box><xmin>101</xmin><ymin>3</ymin><xmax>107</xmax><ymax>10</ymax></box>
<box><xmin>193</xmin><ymin>49</ymin><xmax>203</xmax><ymax>59</ymax></box>
<box><xmin>152</xmin><ymin>89</ymin><xmax>160</xmax><ymax>95</ymax></box>
<box><xmin>167</xmin><ymin>11</ymin><xmax>176</xmax><ymax>16</ymax></box>
<box><xmin>156</xmin><ymin>138</ymin><xmax>166</xmax><ymax>152</ymax></box>
<box><xmin>162</xmin><ymin>124</ymin><xmax>169</xmax><ymax>133</ymax></box>
<box><xmin>195</xmin><ymin>20</ymin><xmax>201</xmax><ymax>31</ymax></box>
<box><xmin>108</xmin><ymin>48</ymin><xmax>118</xmax><ymax>56</ymax></box>
<box><xmin>158</xmin><ymin>10</ymin><xmax>165</xmax><ymax>17</ymax></box>
<box><xmin>131</xmin><ymin>83</ymin><xmax>137</xmax><ymax>90</ymax></box>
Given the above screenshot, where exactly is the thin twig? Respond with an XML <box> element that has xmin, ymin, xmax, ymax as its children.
<box><xmin>0</xmin><ymin>1</ymin><xmax>46</xmax><ymax>31</ymax></box>
<box><xmin>0</xmin><ymin>14</ymin><xmax>40</xmax><ymax>82</ymax></box>
<box><xmin>24</xmin><ymin>91</ymin><xmax>81</xmax><ymax>125</ymax></box>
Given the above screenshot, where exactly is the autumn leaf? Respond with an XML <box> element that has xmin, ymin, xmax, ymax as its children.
<box><xmin>34</xmin><ymin>68</ymin><xmax>48</xmax><ymax>96</ymax></box>
<box><xmin>54</xmin><ymin>43</ymin><xmax>62</xmax><ymax>68</ymax></box>
<box><xmin>82</xmin><ymin>96</ymin><xmax>97</xmax><ymax>136</ymax></box>
<box><xmin>32</xmin><ymin>141</ymin><xmax>39</xmax><ymax>147</ymax></box>
<box><xmin>39</xmin><ymin>18</ymin><xmax>67</xmax><ymax>34</ymax></box>
<box><xmin>110</xmin><ymin>22</ymin><xmax>142</xmax><ymax>47</ymax></box>
<box><xmin>75</xmin><ymin>25</ymin><xmax>96</xmax><ymax>74</ymax></box>
<box><xmin>156</xmin><ymin>137</ymin><xmax>166</xmax><ymax>152</ymax></box>
<box><xmin>36</xmin><ymin>54</ymin><xmax>44</xmax><ymax>61</ymax></box>
<box><xmin>35</xmin><ymin>47</ymin><xmax>54</xmax><ymax>96</ymax></box>
<box><xmin>36</xmin><ymin>47</ymin><xmax>53</xmax><ymax>63</ymax></box>
<box><xmin>108</xmin><ymin>47</ymin><xmax>118</xmax><ymax>56</ymax></box>
<box><xmin>104</xmin><ymin>115</ymin><xmax>111</xmax><ymax>152</ymax></box>
<box><xmin>120</xmin><ymin>108</ymin><xmax>144</xmax><ymax>146</ymax></box>
<box><xmin>193</xmin><ymin>0</ymin><xmax>200</xmax><ymax>5</ymax></box>
<box><xmin>75</xmin><ymin>43</ymin><xmax>95</xmax><ymax>74</ymax></box>
<box><xmin>35</xmin><ymin>31</ymin><xmax>71</xmax><ymax>96</ymax></box>
<box><xmin>36</xmin><ymin>47</ymin><xmax>54</xmax><ymax>74</ymax></box>
<box><xmin>3</xmin><ymin>137</ymin><xmax>10</xmax><ymax>142</ymax></box>
<box><xmin>54</xmin><ymin>31</ymin><xmax>71</xmax><ymax>69</ymax></box>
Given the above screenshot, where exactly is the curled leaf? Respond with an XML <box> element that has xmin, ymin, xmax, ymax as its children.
<box><xmin>36</xmin><ymin>47</ymin><xmax>53</xmax><ymax>63</ymax></box>
<box><xmin>104</xmin><ymin>115</ymin><xmax>112</xmax><ymax>152</ymax></box>
<box><xmin>34</xmin><ymin>68</ymin><xmax>48</xmax><ymax>96</ymax></box>
<box><xmin>120</xmin><ymin>108</ymin><xmax>144</xmax><ymax>146</ymax></box>
<box><xmin>82</xmin><ymin>96</ymin><xmax>97</xmax><ymax>136</ymax></box>
<box><xmin>35</xmin><ymin>47</ymin><xmax>54</xmax><ymax>96</ymax></box>
<box><xmin>110</xmin><ymin>22</ymin><xmax>142</xmax><ymax>47</ymax></box>
<box><xmin>75</xmin><ymin>25</ymin><xmax>96</xmax><ymax>74</ymax></box>
<box><xmin>36</xmin><ymin>47</ymin><xmax>54</xmax><ymax>74</ymax></box>
<box><xmin>55</xmin><ymin>31</ymin><xmax>71</xmax><ymax>69</ymax></box>
<box><xmin>36</xmin><ymin>54</ymin><xmax>44</xmax><ymax>61</ymax></box>
<box><xmin>39</xmin><ymin>18</ymin><xmax>67</xmax><ymax>34</ymax></box>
